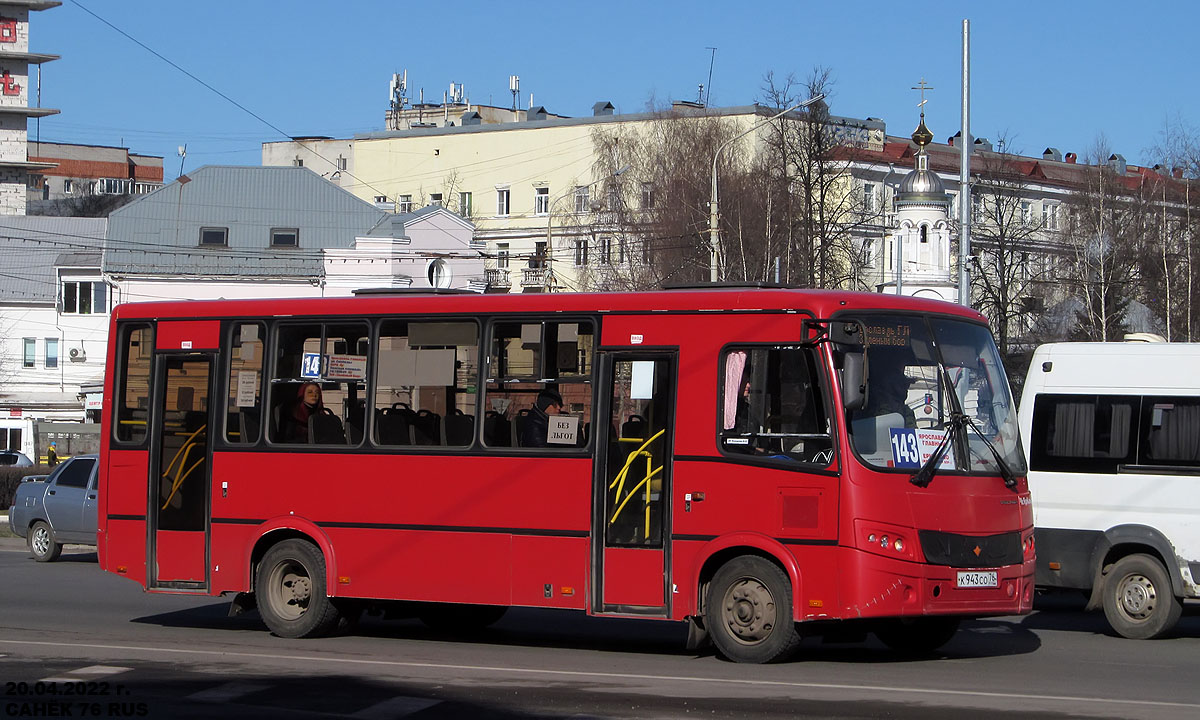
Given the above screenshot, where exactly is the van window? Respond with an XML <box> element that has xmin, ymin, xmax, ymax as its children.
<box><xmin>1030</xmin><ymin>394</ymin><xmax>1136</xmax><ymax>472</ymax></box>
<box><xmin>1140</xmin><ymin>397</ymin><xmax>1200</xmax><ymax>466</ymax></box>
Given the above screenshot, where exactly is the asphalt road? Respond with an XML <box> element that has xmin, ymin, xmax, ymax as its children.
<box><xmin>2</xmin><ymin>539</ymin><xmax>1199</xmax><ymax>720</ymax></box>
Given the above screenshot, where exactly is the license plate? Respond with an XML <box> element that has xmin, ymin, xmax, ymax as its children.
<box><xmin>956</xmin><ymin>571</ymin><xmax>998</xmax><ymax>588</ymax></box>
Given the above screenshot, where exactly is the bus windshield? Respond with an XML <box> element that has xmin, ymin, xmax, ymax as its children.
<box><xmin>846</xmin><ymin>313</ymin><xmax>1025</xmax><ymax>477</ymax></box>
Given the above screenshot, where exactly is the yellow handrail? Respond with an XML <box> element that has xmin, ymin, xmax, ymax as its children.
<box><xmin>161</xmin><ymin>424</ymin><xmax>207</xmax><ymax>510</ymax></box>
<box><xmin>608</xmin><ymin>429</ymin><xmax>665</xmax><ymax>537</ymax></box>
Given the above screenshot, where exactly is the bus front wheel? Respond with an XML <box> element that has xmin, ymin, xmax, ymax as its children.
<box><xmin>706</xmin><ymin>556</ymin><xmax>800</xmax><ymax>663</ymax></box>
<box><xmin>256</xmin><ymin>539</ymin><xmax>343</xmax><ymax>638</ymax></box>
<box><xmin>1102</xmin><ymin>554</ymin><xmax>1182</xmax><ymax>639</ymax></box>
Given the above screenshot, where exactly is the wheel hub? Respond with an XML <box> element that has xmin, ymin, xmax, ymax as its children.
<box><xmin>1118</xmin><ymin>573</ymin><xmax>1156</xmax><ymax>619</ymax></box>
<box><xmin>723</xmin><ymin>578</ymin><xmax>776</xmax><ymax>643</ymax></box>
<box><xmin>32</xmin><ymin>528</ymin><xmax>49</xmax><ymax>555</ymax></box>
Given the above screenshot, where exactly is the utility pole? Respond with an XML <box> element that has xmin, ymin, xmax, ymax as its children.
<box><xmin>959</xmin><ymin>19</ymin><xmax>972</xmax><ymax>307</ymax></box>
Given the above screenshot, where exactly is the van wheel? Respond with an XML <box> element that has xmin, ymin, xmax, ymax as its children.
<box><xmin>1102</xmin><ymin>554</ymin><xmax>1183</xmax><ymax>639</ymax></box>
<box><xmin>29</xmin><ymin>521</ymin><xmax>62</xmax><ymax>562</ymax></box>
<box><xmin>256</xmin><ymin>539</ymin><xmax>343</xmax><ymax>638</ymax></box>
<box><xmin>707</xmin><ymin>556</ymin><xmax>800</xmax><ymax>663</ymax></box>
<box><xmin>875</xmin><ymin>617</ymin><xmax>960</xmax><ymax>654</ymax></box>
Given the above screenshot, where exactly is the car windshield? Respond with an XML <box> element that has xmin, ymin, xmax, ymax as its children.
<box><xmin>845</xmin><ymin>313</ymin><xmax>1025</xmax><ymax>477</ymax></box>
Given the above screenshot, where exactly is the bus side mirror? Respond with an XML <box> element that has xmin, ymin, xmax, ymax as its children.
<box><xmin>841</xmin><ymin>351</ymin><xmax>866</xmax><ymax>410</ymax></box>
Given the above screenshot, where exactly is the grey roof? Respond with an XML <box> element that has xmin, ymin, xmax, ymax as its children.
<box><xmin>0</xmin><ymin>216</ymin><xmax>107</xmax><ymax>305</ymax></box>
<box><xmin>105</xmin><ymin>165</ymin><xmax>389</xmax><ymax>279</ymax></box>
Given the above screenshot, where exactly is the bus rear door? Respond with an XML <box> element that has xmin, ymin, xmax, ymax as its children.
<box><xmin>593</xmin><ymin>353</ymin><xmax>676</xmax><ymax>615</ymax></box>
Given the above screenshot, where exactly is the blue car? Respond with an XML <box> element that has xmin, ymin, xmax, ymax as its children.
<box><xmin>8</xmin><ymin>454</ymin><xmax>99</xmax><ymax>562</ymax></box>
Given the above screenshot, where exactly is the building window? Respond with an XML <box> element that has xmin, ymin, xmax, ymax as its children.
<box><xmin>531</xmin><ymin>241</ymin><xmax>547</xmax><ymax>268</ymax></box>
<box><xmin>98</xmin><ymin>178</ymin><xmax>131</xmax><ymax>194</ymax></box>
<box><xmin>863</xmin><ymin>183</ymin><xmax>876</xmax><ymax>212</ymax></box>
<box><xmin>63</xmin><ymin>179</ymin><xmax>73</xmax><ymax>194</ymax></box>
<box><xmin>599</xmin><ymin>236</ymin><xmax>612</xmax><ymax>265</ymax></box>
<box><xmin>497</xmin><ymin>242</ymin><xmax>510</xmax><ymax>269</ymax></box>
<box><xmin>458</xmin><ymin>191</ymin><xmax>472</xmax><ymax>217</ymax></box>
<box><xmin>641</xmin><ymin>183</ymin><xmax>656</xmax><ymax>210</ymax></box>
<box><xmin>23</xmin><ymin>338</ymin><xmax>35</xmax><ymax>368</ymax></box>
<box><xmin>497</xmin><ymin>188</ymin><xmax>510</xmax><ymax>216</ymax></box>
<box><xmin>534</xmin><ymin>186</ymin><xmax>550</xmax><ymax>215</ymax></box>
<box><xmin>426</xmin><ymin>258</ymin><xmax>452</xmax><ymax>288</ymax></box>
<box><xmin>293</xmin><ymin>157</ymin><xmax>304</xmax><ymax>167</ymax></box>
<box><xmin>971</xmin><ymin>194</ymin><xmax>982</xmax><ymax>221</ymax></box>
<box><xmin>397</xmin><ymin>194</ymin><xmax>413</xmax><ymax>213</ymax></box>
<box><xmin>430</xmin><ymin>192</ymin><xmax>443</xmax><ymax>206</ymax></box>
<box><xmin>270</xmin><ymin>228</ymin><xmax>299</xmax><ymax>248</ymax></box>
<box><xmin>45</xmin><ymin>338</ymin><xmax>59</xmax><ymax>369</ymax></box>
<box><xmin>200</xmin><ymin>227</ymin><xmax>228</xmax><ymax>246</ymax></box>
<box><xmin>919</xmin><ymin>225</ymin><xmax>928</xmax><ymax>243</ymax></box>
<box><xmin>62</xmin><ymin>280</ymin><xmax>106</xmax><ymax>315</ymax></box>
<box><xmin>574</xmin><ymin>186</ymin><xmax>590</xmax><ymax>213</ymax></box>
<box><xmin>618</xmin><ymin>236</ymin><xmax>627</xmax><ymax>264</ymax></box>
<box><xmin>374</xmin><ymin>195</ymin><xmax>388</xmax><ymax>204</ymax></box>
<box><xmin>336</xmin><ymin>156</ymin><xmax>347</xmax><ymax>171</ymax></box>
<box><xmin>574</xmin><ymin>238</ymin><xmax>589</xmax><ymax>266</ymax></box>
<box><xmin>1046</xmin><ymin>203</ymin><xmax>1060</xmax><ymax>230</ymax></box>
<box><xmin>1021</xmin><ymin>201</ymin><xmax>1032</xmax><ymax>225</ymax></box>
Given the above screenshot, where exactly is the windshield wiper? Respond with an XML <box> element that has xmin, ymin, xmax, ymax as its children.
<box><xmin>909</xmin><ymin>364</ymin><xmax>1017</xmax><ymax>490</ymax></box>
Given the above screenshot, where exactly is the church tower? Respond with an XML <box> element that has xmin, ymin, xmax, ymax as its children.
<box><xmin>879</xmin><ymin>108</ymin><xmax>957</xmax><ymax>302</ymax></box>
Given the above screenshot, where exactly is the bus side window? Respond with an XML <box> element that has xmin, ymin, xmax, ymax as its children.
<box><xmin>268</xmin><ymin>322</ymin><xmax>369</xmax><ymax>446</ymax></box>
<box><xmin>374</xmin><ymin>320</ymin><xmax>480</xmax><ymax>448</ymax></box>
<box><xmin>225</xmin><ymin>322</ymin><xmax>265</xmax><ymax>444</ymax></box>
<box><xmin>484</xmin><ymin>320</ymin><xmax>594</xmax><ymax>450</ymax></box>
<box><xmin>114</xmin><ymin>324</ymin><xmax>153</xmax><ymax>445</ymax></box>
<box><xmin>719</xmin><ymin>345</ymin><xmax>832</xmax><ymax>465</ymax></box>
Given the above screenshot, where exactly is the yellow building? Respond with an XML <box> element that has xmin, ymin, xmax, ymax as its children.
<box><xmin>264</xmin><ymin>102</ymin><xmax>884</xmax><ymax>293</ymax></box>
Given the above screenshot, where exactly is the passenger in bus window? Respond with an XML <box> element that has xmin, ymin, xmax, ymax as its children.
<box><xmin>864</xmin><ymin>365</ymin><xmax>917</xmax><ymax>428</ymax></box>
<box><xmin>519</xmin><ymin>389</ymin><xmax>563</xmax><ymax>447</ymax></box>
<box><xmin>284</xmin><ymin>382</ymin><xmax>325</xmax><ymax>443</ymax></box>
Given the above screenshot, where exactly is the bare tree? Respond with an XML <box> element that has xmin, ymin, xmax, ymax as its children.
<box><xmin>966</xmin><ymin>138</ymin><xmax>1053</xmax><ymax>356</ymax></box>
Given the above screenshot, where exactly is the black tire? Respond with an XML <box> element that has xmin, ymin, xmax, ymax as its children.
<box><xmin>875</xmin><ymin>616</ymin><xmax>961</xmax><ymax>654</ymax></box>
<box><xmin>28</xmin><ymin>520</ymin><xmax>62</xmax><ymax>563</ymax></box>
<box><xmin>418</xmin><ymin>603</ymin><xmax>508</xmax><ymax>632</ymax></box>
<box><xmin>255</xmin><ymin>539</ymin><xmax>343</xmax><ymax>638</ymax></box>
<box><xmin>706</xmin><ymin>556</ymin><xmax>800</xmax><ymax>663</ymax></box>
<box><xmin>1102</xmin><ymin>554</ymin><xmax>1183</xmax><ymax>639</ymax></box>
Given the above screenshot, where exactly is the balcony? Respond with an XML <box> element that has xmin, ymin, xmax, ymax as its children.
<box><xmin>521</xmin><ymin>267</ymin><xmax>550</xmax><ymax>288</ymax></box>
<box><xmin>485</xmin><ymin>268</ymin><xmax>511</xmax><ymax>289</ymax></box>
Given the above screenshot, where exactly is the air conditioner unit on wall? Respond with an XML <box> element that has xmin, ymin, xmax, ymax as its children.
<box><xmin>68</xmin><ymin>347</ymin><xmax>86</xmax><ymax>362</ymax></box>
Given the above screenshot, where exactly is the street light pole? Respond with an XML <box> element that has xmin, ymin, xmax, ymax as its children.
<box><xmin>709</xmin><ymin>94</ymin><xmax>825</xmax><ymax>283</ymax></box>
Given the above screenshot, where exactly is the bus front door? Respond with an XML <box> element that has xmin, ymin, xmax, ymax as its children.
<box><xmin>593</xmin><ymin>354</ymin><xmax>675</xmax><ymax>615</ymax></box>
<box><xmin>148</xmin><ymin>353</ymin><xmax>214</xmax><ymax>590</ymax></box>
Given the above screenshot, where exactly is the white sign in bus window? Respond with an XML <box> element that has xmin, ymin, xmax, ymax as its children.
<box><xmin>414</xmin><ymin>349</ymin><xmax>455</xmax><ymax>386</ymax></box>
<box><xmin>547</xmin><ymin>414</ymin><xmax>579</xmax><ymax>445</ymax></box>
<box><xmin>240</xmin><ymin>324</ymin><xmax>259</xmax><ymax>342</ymax></box>
<box><xmin>378</xmin><ymin>349</ymin><xmax>415</xmax><ymax>387</ymax></box>
<box><xmin>326</xmin><ymin>354</ymin><xmax>367</xmax><ymax>380</ymax></box>
<box><xmin>520</xmin><ymin>323</ymin><xmax>542</xmax><ymax>345</ymax></box>
<box><xmin>631</xmin><ymin>361</ymin><xmax>655</xmax><ymax>399</ymax></box>
<box><xmin>559</xmin><ymin>323</ymin><xmax>579</xmax><ymax>341</ymax></box>
<box><xmin>240</xmin><ymin>342</ymin><xmax>255</xmax><ymax>362</ymax></box>
<box><xmin>236</xmin><ymin>370</ymin><xmax>258</xmax><ymax>408</ymax></box>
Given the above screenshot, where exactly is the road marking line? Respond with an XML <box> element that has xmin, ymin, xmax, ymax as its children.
<box><xmin>187</xmin><ymin>682</ymin><xmax>270</xmax><ymax>702</ymax></box>
<box><xmin>2</xmin><ymin>638</ymin><xmax>1196</xmax><ymax>712</ymax></box>
<box><xmin>72</xmin><ymin>665</ymin><xmax>131</xmax><ymax>675</ymax></box>
<box><xmin>351</xmin><ymin>696</ymin><xmax>441</xmax><ymax>718</ymax></box>
<box><xmin>40</xmin><ymin>666</ymin><xmax>132</xmax><ymax>682</ymax></box>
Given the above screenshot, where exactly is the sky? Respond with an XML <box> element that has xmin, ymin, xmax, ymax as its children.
<box><xmin>32</xmin><ymin>1</ymin><xmax>1199</xmax><ymax>182</ymax></box>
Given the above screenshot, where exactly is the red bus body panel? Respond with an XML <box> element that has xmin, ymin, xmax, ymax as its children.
<box><xmin>99</xmin><ymin>289</ymin><xmax>1033</xmax><ymax>627</ymax></box>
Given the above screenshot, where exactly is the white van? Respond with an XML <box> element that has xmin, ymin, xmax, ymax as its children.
<box><xmin>1018</xmin><ymin>341</ymin><xmax>1200</xmax><ymax>638</ymax></box>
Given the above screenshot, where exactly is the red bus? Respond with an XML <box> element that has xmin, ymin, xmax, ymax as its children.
<box><xmin>98</xmin><ymin>287</ymin><xmax>1033</xmax><ymax>662</ymax></box>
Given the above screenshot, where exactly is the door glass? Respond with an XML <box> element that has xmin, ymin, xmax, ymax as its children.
<box><xmin>604</xmin><ymin>359</ymin><xmax>670</xmax><ymax>547</ymax></box>
<box><xmin>157</xmin><ymin>356</ymin><xmax>210</xmax><ymax>531</ymax></box>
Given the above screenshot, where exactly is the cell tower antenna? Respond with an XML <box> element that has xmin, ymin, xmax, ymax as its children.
<box><xmin>509</xmin><ymin>75</ymin><xmax>520</xmax><ymax>112</ymax></box>
<box><xmin>704</xmin><ymin>47</ymin><xmax>717</xmax><ymax>106</ymax></box>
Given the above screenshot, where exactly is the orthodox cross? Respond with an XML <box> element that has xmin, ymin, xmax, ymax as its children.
<box><xmin>911</xmin><ymin>78</ymin><xmax>934</xmax><ymax>115</ymax></box>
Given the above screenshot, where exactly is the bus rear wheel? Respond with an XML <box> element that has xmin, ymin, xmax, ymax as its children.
<box><xmin>1102</xmin><ymin>554</ymin><xmax>1182</xmax><ymax>639</ymax></box>
<box><xmin>256</xmin><ymin>539</ymin><xmax>343</xmax><ymax>638</ymax></box>
<box><xmin>707</xmin><ymin>556</ymin><xmax>800</xmax><ymax>663</ymax></box>
<box><xmin>875</xmin><ymin>616</ymin><xmax>960</xmax><ymax>654</ymax></box>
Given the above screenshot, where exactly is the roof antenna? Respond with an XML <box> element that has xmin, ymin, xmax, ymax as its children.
<box><xmin>704</xmin><ymin>47</ymin><xmax>717</xmax><ymax>106</ymax></box>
